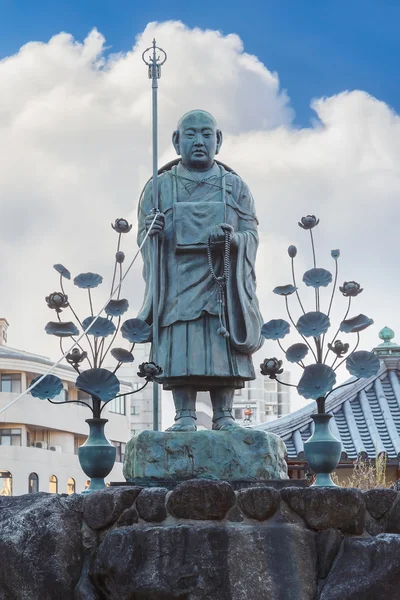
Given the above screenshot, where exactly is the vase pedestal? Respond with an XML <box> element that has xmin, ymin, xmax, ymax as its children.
<box><xmin>304</xmin><ymin>414</ymin><xmax>342</xmax><ymax>487</ymax></box>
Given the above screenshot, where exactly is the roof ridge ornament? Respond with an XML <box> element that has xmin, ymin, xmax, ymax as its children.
<box><xmin>374</xmin><ymin>326</ymin><xmax>400</xmax><ymax>362</ymax></box>
<box><xmin>378</xmin><ymin>326</ymin><xmax>396</xmax><ymax>346</ymax></box>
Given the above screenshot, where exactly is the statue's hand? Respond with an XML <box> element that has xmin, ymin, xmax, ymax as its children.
<box><xmin>145</xmin><ymin>212</ymin><xmax>165</xmax><ymax>237</ymax></box>
<box><xmin>209</xmin><ymin>223</ymin><xmax>234</xmax><ymax>245</ymax></box>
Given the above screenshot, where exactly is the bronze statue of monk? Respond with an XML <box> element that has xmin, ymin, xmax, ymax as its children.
<box><xmin>137</xmin><ymin>109</ymin><xmax>263</xmax><ymax>431</ymax></box>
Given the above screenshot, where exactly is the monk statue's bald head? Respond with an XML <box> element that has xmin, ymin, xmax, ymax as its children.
<box><xmin>172</xmin><ymin>109</ymin><xmax>223</xmax><ymax>172</ymax></box>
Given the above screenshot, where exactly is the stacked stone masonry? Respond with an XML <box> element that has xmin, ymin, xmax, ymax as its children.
<box><xmin>1</xmin><ymin>482</ymin><xmax>400</xmax><ymax>599</ymax></box>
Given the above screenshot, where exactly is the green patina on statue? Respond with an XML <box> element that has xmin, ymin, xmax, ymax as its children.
<box><xmin>137</xmin><ymin>110</ymin><xmax>264</xmax><ymax>431</ymax></box>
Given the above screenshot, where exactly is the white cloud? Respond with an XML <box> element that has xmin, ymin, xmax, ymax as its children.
<box><xmin>0</xmin><ymin>21</ymin><xmax>399</xmax><ymax>415</ymax></box>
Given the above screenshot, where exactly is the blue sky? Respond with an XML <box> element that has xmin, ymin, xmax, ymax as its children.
<box><xmin>0</xmin><ymin>0</ymin><xmax>399</xmax><ymax>126</ymax></box>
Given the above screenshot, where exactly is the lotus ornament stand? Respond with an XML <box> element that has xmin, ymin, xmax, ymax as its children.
<box><xmin>34</xmin><ymin>219</ymin><xmax>162</xmax><ymax>493</ymax></box>
<box><xmin>260</xmin><ymin>215</ymin><xmax>379</xmax><ymax>487</ymax></box>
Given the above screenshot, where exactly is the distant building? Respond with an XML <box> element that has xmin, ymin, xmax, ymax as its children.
<box><xmin>0</xmin><ymin>319</ymin><xmax>132</xmax><ymax>496</ymax></box>
<box><xmin>181</xmin><ymin>371</ymin><xmax>291</xmax><ymax>430</ymax></box>
<box><xmin>107</xmin><ymin>343</ymin><xmax>160</xmax><ymax>435</ymax></box>
<box><xmin>233</xmin><ymin>371</ymin><xmax>291</xmax><ymax>427</ymax></box>
<box><xmin>256</xmin><ymin>327</ymin><xmax>400</xmax><ymax>485</ymax></box>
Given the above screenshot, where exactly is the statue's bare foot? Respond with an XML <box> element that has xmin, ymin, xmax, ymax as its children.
<box><xmin>212</xmin><ymin>417</ymin><xmax>242</xmax><ymax>431</ymax></box>
<box><xmin>166</xmin><ymin>417</ymin><xmax>197</xmax><ymax>432</ymax></box>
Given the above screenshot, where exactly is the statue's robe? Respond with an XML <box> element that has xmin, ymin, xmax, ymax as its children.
<box><xmin>137</xmin><ymin>161</ymin><xmax>264</xmax><ymax>390</ymax></box>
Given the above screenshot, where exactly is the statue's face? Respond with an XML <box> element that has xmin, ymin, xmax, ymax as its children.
<box><xmin>173</xmin><ymin>112</ymin><xmax>222</xmax><ymax>171</ymax></box>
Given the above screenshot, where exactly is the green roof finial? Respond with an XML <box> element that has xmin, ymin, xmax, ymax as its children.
<box><xmin>378</xmin><ymin>326</ymin><xmax>395</xmax><ymax>346</ymax></box>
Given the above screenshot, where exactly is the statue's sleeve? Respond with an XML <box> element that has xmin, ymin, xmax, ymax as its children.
<box><xmin>226</xmin><ymin>178</ymin><xmax>264</xmax><ymax>354</ymax></box>
<box><xmin>136</xmin><ymin>180</ymin><xmax>154</xmax><ymax>324</ymax></box>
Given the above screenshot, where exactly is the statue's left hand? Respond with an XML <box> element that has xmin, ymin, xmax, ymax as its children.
<box><xmin>209</xmin><ymin>223</ymin><xmax>234</xmax><ymax>245</ymax></box>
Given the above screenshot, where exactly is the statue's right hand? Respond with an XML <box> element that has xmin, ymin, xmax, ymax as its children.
<box><xmin>145</xmin><ymin>212</ymin><xmax>165</xmax><ymax>236</ymax></box>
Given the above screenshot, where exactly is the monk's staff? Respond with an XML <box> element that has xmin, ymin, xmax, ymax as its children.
<box><xmin>142</xmin><ymin>39</ymin><xmax>167</xmax><ymax>431</ymax></box>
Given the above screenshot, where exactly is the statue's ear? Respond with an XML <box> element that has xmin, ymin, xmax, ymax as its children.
<box><xmin>172</xmin><ymin>130</ymin><xmax>180</xmax><ymax>155</ymax></box>
<box><xmin>215</xmin><ymin>129</ymin><xmax>223</xmax><ymax>155</ymax></box>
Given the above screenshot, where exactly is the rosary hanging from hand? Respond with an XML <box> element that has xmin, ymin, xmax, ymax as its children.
<box><xmin>207</xmin><ymin>228</ymin><xmax>232</xmax><ymax>339</ymax></box>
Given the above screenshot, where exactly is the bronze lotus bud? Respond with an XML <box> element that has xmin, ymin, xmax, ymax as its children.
<box><xmin>260</xmin><ymin>357</ymin><xmax>284</xmax><ymax>379</ymax></box>
<box><xmin>339</xmin><ymin>281</ymin><xmax>363</xmax><ymax>297</ymax></box>
<box><xmin>45</xmin><ymin>292</ymin><xmax>69</xmax><ymax>313</ymax></box>
<box><xmin>112</xmin><ymin>218</ymin><xmax>132</xmax><ymax>234</ymax></box>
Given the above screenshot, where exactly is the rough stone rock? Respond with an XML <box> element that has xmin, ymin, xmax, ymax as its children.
<box><xmin>316</xmin><ymin>529</ymin><xmax>343</xmax><ymax>579</ymax></box>
<box><xmin>91</xmin><ymin>524</ymin><xmax>317</xmax><ymax>600</ymax></box>
<box><xmin>365</xmin><ymin>511</ymin><xmax>384</xmax><ymax>536</ymax></box>
<box><xmin>320</xmin><ymin>534</ymin><xmax>400</xmax><ymax>600</ymax></box>
<box><xmin>364</xmin><ymin>489</ymin><xmax>397</xmax><ymax>519</ymax></box>
<box><xmin>385</xmin><ymin>494</ymin><xmax>400</xmax><ymax>533</ymax></box>
<box><xmin>83</xmin><ymin>486</ymin><xmax>141</xmax><ymax>530</ymax></box>
<box><xmin>59</xmin><ymin>492</ymin><xmax>84</xmax><ymax>513</ymax></box>
<box><xmin>136</xmin><ymin>487</ymin><xmax>168</xmax><ymax>522</ymax></box>
<box><xmin>123</xmin><ymin>429</ymin><xmax>288</xmax><ymax>482</ymax></box>
<box><xmin>81</xmin><ymin>520</ymin><xmax>98</xmax><ymax>551</ymax></box>
<box><xmin>0</xmin><ymin>492</ymin><xmax>82</xmax><ymax>600</ymax></box>
<box><xmin>226</xmin><ymin>504</ymin><xmax>244</xmax><ymax>523</ymax></box>
<box><xmin>281</xmin><ymin>487</ymin><xmax>365</xmax><ymax>534</ymax></box>
<box><xmin>277</xmin><ymin>501</ymin><xmax>306</xmax><ymax>526</ymax></box>
<box><xmin>75</xmin><ymin>556</ymin><xmax>100</xmax><ymax>600</ymax></box>
<box><xmin>114</xmin><ymin>506</ymin><xmax>139</xmax><ymax>527</ymax></box>
<box><xmin>237</xmin><ymin>486</ymin><xmax>280</xmax><ymax>521</ymax></box>
<box><xmin>167</xmin><ymin>479</ymin><xmax>235</xmax><ymax>520</ymax></box>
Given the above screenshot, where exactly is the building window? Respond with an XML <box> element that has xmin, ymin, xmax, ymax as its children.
<box><xmin>28</xmin><ymin>472</ymin><xmax>39</xmax><ymax>493</ymax></box>
<box><xmin>112</xmin><ymin>441</ymin><xmax>126</xmax><ymax>463</ymax></box>
<box><xmin>234</xmin><ymin>408</ymin><xmax>242</xmax><ymax>420</ymax></box>
<box><xmin>0</xmin><ymin>428</ymin><xmax>21</xmax><ymax>446</ymax></box>
<box><xmin>1</xmin><ymin>373</ymin><xmax>21</xmax><ymax>393</ymax></box>
<box><xmin>52</xmin><ymin>388</ymin><xmax>68</xmax><ymax>402</ymax></box>
<box><xmin>131</xmin><ymin>429</ymin><xmax>139</xmax><ymax>437</ymax></box>
<box><xmin>108</xmin><ymin>396</ymin><xmax>126</xmax><ymax>415</ymax></box>
<box><xmin>0</xmin><ymin>471</ymin><xmax>12</xmax><ymax>496</ymax></box>
<box><xmin>131</xmin><ymin>405</ymin><xmax>140</xmax><ymax>415</ymax></box>
<box><xmin>49</xmin><ymin>475</ymin><xmax>58</xmax><ymax>494</ymax></box>
<box><xmin>77</xmin><ymin>390</ymin><xmax>90</xmax><ymax>401</ymax></box>
<box><xmin>67</xmin><ymin>477</ymin><xmax>75</xmax><ymax>494</ymax></box>
<box><xmin>74</xmin><ymin>435</ymin><xmax>86</xmax><ymax>455</ymax></box>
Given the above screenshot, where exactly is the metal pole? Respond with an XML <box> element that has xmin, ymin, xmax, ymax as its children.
<box><xmin>142</xmin><ymin>39</ymin><xmax>167</xmax><ymax>431</ymax></box>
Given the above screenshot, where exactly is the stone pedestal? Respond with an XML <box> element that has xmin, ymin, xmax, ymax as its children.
<box><xmin>122</xmin><ymin>428</ymin><xmax>288</xmax><ymax>483</ymax></box>
<box><xmin>2</xmin><ymin>485</ymin><xmax>400</xmax><ymax>599</ymax></box>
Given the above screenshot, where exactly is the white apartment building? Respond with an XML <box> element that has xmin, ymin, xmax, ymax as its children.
<box><xmin>0</xmin><ymin>319</ymin><xmax>132</xmax><ymax>496</ymax></box>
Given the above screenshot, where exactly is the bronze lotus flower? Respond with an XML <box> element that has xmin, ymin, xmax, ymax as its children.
<box><xmin>260</xmin><ymin>358</ymin><xmax>283</xmax><ymax>379</ymax></box>
<box><xmin>137</xmin><ymin>362</ymin><xmax>163</xmax><ymax>381</ymax></box>
<box><xmin>298</xmin><ymin>215</ymin><xmax>319</xmax><ymax>230</ymax></box>
<box><xmin>46</xmin><ymin>292</ymin><xmax>69</xmax><ymax>313</ymax></box>
<box><xmin>112</xmin><ymin>218</ymin><xmax>132</xmax><ymax>234</ymax></box>
<box><xmin>66</xmin><ymin>348</ymin><xmax>88</xmax><ymax>369</ymax></box>
<box><xmin>339</xmin><ymin>281</ymin><xmax>363</xmax><ymax>297</ymax></box>
<box><xmin>328</xmin><ymin>340</ymin><xmax>350</xmax><ymax>358</ymax></box>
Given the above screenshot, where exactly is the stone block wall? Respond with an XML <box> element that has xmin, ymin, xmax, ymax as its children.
<box><xmin>1</xmin><ymin>482</ymin><xmax>400</xmax><ymax>599</ymax></box>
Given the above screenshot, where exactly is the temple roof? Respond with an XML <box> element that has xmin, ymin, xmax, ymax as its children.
<box><xmin>255</xmin><ymin>328</ymin><xmax>400</xmax><ymax>461</ymax></box>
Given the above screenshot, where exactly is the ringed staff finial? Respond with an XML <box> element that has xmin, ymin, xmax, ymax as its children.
<box><xmin>142</xmin><ymin>39</ymin><xmax>167</xmax><ymax>431</ymax></box>
<box><xmin>142</xmin><ymin>39</ymin><xmax>167</xmax><ymax>81</ymax></box>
